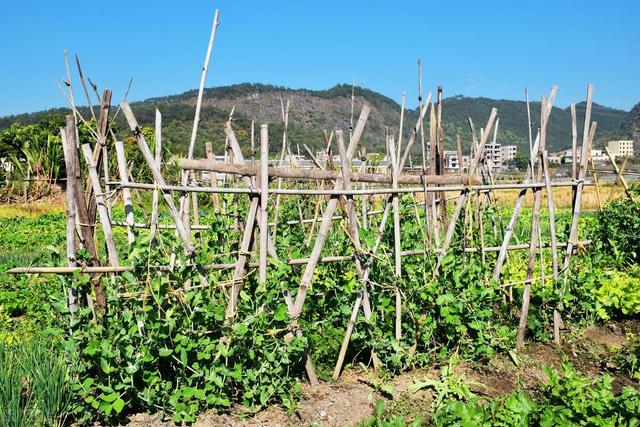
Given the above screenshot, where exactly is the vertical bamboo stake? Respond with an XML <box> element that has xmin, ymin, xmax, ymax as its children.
<box><xmin>428</xmin><ymin>102</ymin><xmax>440</xmax><ymax>244</ymax></box>
<box><xmin>563</xmin><ymin>84</ymin><xmax>594</xmax><ymax>278</ymax></box>
<box><xmin>102</xmin><ymin>145</ymin><xmax>112</xmax><ymax>217</ymax></box>
<box><xmin>570</xmin><ymin>104</ymin><xmax>578</xmax><ymax>182</ymax></box>
<box><xmin>436</xmin><ymin>87</ymin><xmax>448</xmax><ymax>229</ymax></box>
<box><xmin>417</xmin><ymin>60</ymin><xmax>427</xmax><ymax>173</ymax></box>
<box><xmin>556</xmin><ymin>85</ymin><xmax>596</xmax><ymax>345</ymax></box>
<box><xmin>259</xmin><ymin>124</ymin><xmax>269</xmax><ymax>286</ymax></box>
<box><xmin>542</xmin><ymin>149</ymin><xmax>561</xmax><ymax>344</ymax></box>
<box><xmin>114</xmin><ymin>141</ymin><xmax>135</xmax><ymax>245</ymax></box>
<box><xmin>150</xmin><ymin>109</ymin><xmax>162</xmax><ymax>243</ymax></box>
<box><xmin>205</xmin><ymin>142</ymin><xmax>220</xmax><ymax>212</ymax></box>
<box><xmin>271</xmin><ymin>100</ymin><xmax>290</xmax><ymax>241</ymax></box>
<box><xmin>525</xmin><ymin>89</ymin><xmax>534</xmax><ymax>164</ymax></box>
<box><xmin>62</xmin><ymin>122</ymin><xmax>79</xmax><ymax>313</ymax></box>
<box><xmin>388</xmin><ymin>136</ymin><xmax>402</xmax><ymax>342</ymax></box>
<box><xmin>81</xmin><ymin>143</ymin><xmax>119</xmax><ymax>267</ymax></box>
<box><xmin>397</xmin><ymin>92</ymin><xmax>406</xmax><ymax>160</ymax></box>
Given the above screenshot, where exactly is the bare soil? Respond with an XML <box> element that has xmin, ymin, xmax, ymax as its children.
<box><xmin>123</xmin><ymin>321</ymin><xmax>639</xmax><ymax>426</ymax></box>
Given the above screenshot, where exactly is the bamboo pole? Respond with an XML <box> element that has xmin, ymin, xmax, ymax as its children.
<box><xmin>493</xmin><ymin>87</ymin><xmax>557</xmax><ymax>281</ymax></box>
<box><xmin>289</xmin><ymin>107</ymin><xmax>369</xmax><ymax>319</ymax></box>
<box><xmin>205</xmin><ymin>142</ymin><xmax>220</xmax><ymax>212</ymax></box>
<box><xmin>114</xmin><ymin>141</ymin><xmax>135</xmax><ymax>244</ymax></box>
<box><xmin>86</xmin><ymin>89</ymin><xmax>112</xmax><ymax>229</ymax></box>
<box><xmin>259</xmin><ymin>124</ymin><xmax>269</xmax><ymax>285</ymax></box>
<box><xmin>224</xmin><ymin>121</ymin><xmax>279</xmax><ymax>260</ymax></box>
<box><xmin>62</xmin><ymin>122</ymin><xmax>79</xmax><ymax>313</ymax></box>
<box><xmin>8</xmin><ymin>240</ymin><xmax>593</xmax><ymax>276</ymax></box>
<box><xmin>150</xmin><ymin>109</ymin><xmax>162</xmax><ymax>243</ymax></box>
<box><xmin>116</xmin><ymin>179</ymin><xmax>588</xmax><ymax>197</ymax></box>
<box><xmin>436</xmin><ymin>87</ymin><xmax>448</xmax><ymax>229</ymax></box>
<box><xmin>80</xmin><ymin>143</ymin><xmax>119</xmax><ymax>267</ymax></box>
<box><xmin>516</xmin><ymin>95</ymin><xmax>550</xmax><ymax>348</ymax></box>
<box><xmin>271</xmin><ymin>100</ymin><xmax>290</xmax><ymax>242</ymax></box>
<box><xmin>571</xmin><ymin>104</ymin><xmax>578</xmax><ymax>182</ymax></box>
<box><xmin>434</xmin><ymin>109</ymin><xmax>497</xmax><ymax>274</ymax></box>
<box><xmin>121</xmin><ymin>103</ymin><xmax>194</xmax><ymax>254</ymax></box>
<box><xmin>604</xmin><ymin>149</ymin><xmax>633</xmax><ymax>201</ymax></box>
<box><xmin>333</xmin><ymin>292</ymin><xmax>363</xmax><ymax>379</ymax></box>
<box><xmin>179</xmin><ymin>8</ymin><xmax>220</xmax><ymax>230</ymax></box>
<box><xmin>562</xmin><ymin>84</ymin><xmax>595</xmax><ymax>279</ymax></box>
<box><xmin>543</xmin><ymin>149</ymin><xmax>562</xmax><ymax>345</ymax></box>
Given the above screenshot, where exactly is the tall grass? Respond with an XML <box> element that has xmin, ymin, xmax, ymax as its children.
<box><xmin>0</xmin><ymin>342</ymin><xmax>70</xmax><ymax>426</ymax></box>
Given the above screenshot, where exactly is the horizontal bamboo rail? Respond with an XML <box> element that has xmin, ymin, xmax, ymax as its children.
<box><xmin>6</xmin><ymin>240</ymin><xmax>590</xmax><ymax>275</ymax></box>
<box><xmin>178</xmin><ymin>159</ymin><xmax>478</xmax><ymax>185</ymax></box>
<box><xmin>110</xmin><ymin>180</ymin><xmax>595</xmax><ymax>197</ymax></box>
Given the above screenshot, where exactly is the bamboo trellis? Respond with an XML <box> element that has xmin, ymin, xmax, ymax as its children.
<box><xmin>6</xmin><ymin>8</ymin><xmax>619</xmax><ymax>385</ymax></box>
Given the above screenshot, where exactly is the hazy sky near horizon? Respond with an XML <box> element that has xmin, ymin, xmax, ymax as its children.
<box><xmin>0</xmin><ymin>0</ymin><xmax>638</xmax><ymax>116</ymax></box>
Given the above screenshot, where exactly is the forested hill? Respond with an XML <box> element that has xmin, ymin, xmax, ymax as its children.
<box><xmin>619</xmin><ymin>101</ymin><xmax>640</xmax><ymax>142</ymax></box>
<box><xmin>0</xmin><ymin>83</ymin><xmax>629</xmax><ymax>157</ymax></box>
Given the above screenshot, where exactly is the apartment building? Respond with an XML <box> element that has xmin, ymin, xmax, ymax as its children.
<box><xmin>484</xmin><ymin>142</ymin><xmax>503</xmax><ymax>172</ymax></box>
<box><xmin>501</xmin><ymin>145</ymin><xmax>518</xmax><ymax>162</ymax></box>
<box><xmin>607</xmin><ymin>140</ymin><xmax>634</xmax><ymax>159</ymax></box>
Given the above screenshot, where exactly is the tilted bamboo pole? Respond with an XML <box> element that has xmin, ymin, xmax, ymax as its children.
<box><xmin>433</xmin><ymin>108</ymin><xmax>498</xmax><ymax>275</ymax></box>
<box><xmin>604</xmin><ymin>149</ymin><xmax>634</xmax><ymax>201</ymax></box>
<box><xmin>179</xmin><ymin>9</ymin><xmax>220</xmax><ymax>232</ymax></box>
<box><xmin>493</xmin><ymin>86</ymin><xmax>557</xmax><ymax>281</ymax></box>
<box><xmin>517</xmin><ymin>94</ymin><xmax>551</xmax><ymax>348</ymax></box>
<box><xmin>289</xmin><ymin>107</ymin><xmax>370</xmax><ymax>319</ymax></box>
<box><xmin>80</xmin><ymin>143</ymin><xmax>119</xmax><ymax>267</ymax></box>
<box><xmin>121</xmin><ymin>103</ymin><xmax>194</xmax><ymax>254</ymax></box>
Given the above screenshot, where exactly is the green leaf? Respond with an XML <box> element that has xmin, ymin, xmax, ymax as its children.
<box><xmin>112</xmin><ymin>398</ymin><xmax>125</xmax><ymax>414</ymax></box>
<box><xmin>100</xmin><ymin>357</ymin><xmax>113</xmax><ymax>374</ymax></box>
<box><xmin>234</xmin><ymin>323</ymin><xmax>249</xmax><ymax>336</ymax></box>
<box><xmin>159</xmin><ymin>348</ymin><xmax>173</xmax><ymax>357</ymax></box>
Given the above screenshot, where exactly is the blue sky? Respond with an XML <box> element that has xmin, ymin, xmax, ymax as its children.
<box><xmin>0</xmin><ymin>0</ymin><xmax>638</xmax><ymax>116</ymax></box>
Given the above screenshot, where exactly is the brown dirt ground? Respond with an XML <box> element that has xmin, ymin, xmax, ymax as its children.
<box><xmin>122</xmin><ymin>320</ymin><xmax>639</xmax><ymax>427</ymax></box>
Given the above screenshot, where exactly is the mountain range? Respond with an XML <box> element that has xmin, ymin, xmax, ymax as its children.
<box><xmin>0</xmin><ymin>83</ymin><xmax>636</xmax><ymax>158</ymax></box>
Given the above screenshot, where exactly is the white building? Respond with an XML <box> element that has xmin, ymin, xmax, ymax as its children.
<box><xmin>484</xmin><ymin>142</ymin><xmax>503</xmax><ymax>172</ymax></box>
<box><xmin>607</xmin><ymin>140</ymin><xmax>634</xmax><ymax>159</ymax></box>
<box><xmin>501</xmin><ymin>145</ymin><xmax>518</xmax><ymax>162</ymax></box>
<box><xmin>560</xmin><ymin>148</ymin><xmax>609</xmax><ymax>165</ymax></box>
